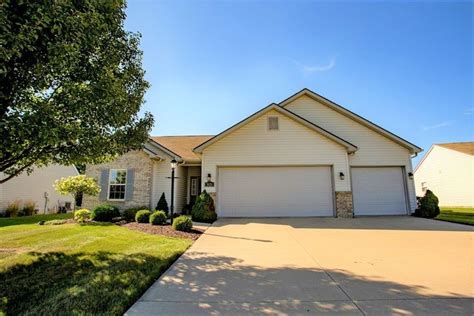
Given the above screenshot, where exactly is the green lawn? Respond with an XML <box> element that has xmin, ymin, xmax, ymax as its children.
<box><xmin>436</xmin><ymin>207</ymin><xmax>474</xmax><ymax>225</ymax></box>
<box><xmin>0</xmin><ymin>213</ymin><xmax>73</xmax><ymax>227</ymax></box>
<box><xmin>0</xmin><ymin>214</ymin><xmax>192</xmax><ymax>315</ymax></box>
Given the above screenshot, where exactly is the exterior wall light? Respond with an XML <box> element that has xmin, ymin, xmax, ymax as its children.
<box><xmin>207</xmin><ymin>173</ymin><xmax>212</xmax><ymax>182</ymax></box>
<box><xmin>339</xmin><ymin>172</ymin><xmax>345</xmax><ymax>180</ymax></box>
<box><xmin>408</xmin><ymin>172</ymin><xmax>414</xmax><ymax>180</ymax></box>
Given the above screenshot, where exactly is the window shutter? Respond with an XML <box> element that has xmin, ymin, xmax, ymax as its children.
<box><xmin>125</xmin><ymin>169</ymin><xmax>135</xmax><ymax>201</ymax></box>
<box><xmin>99</xmin><ymin>169</ymin><xmax>109</xmax><ymax>201</ymax></box>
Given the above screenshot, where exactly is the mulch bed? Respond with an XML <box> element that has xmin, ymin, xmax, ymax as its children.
<box><xmin>121</xmin><ymin>222</ymin><xmax>204</xmax><ymax>240</ymax></box>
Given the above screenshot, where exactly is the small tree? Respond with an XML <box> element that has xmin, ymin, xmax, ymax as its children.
<box><xmin>415</xmin><ymin>190</ymin><xmax>440</xmax><ymax>218</ymax></box>
<box><xmin>155</xmin><ymin>192</ymin><xmax>169</xmax><ymax>216</ymax></box>
<box><xmin>191</xmin><ymin>190</ymin><xmax>217</xmax><ymax>223</ymax></box>
<box><xmin>54</xmin><ymin>175</ymin><xmax>100</xmax><ymax>211</ymax></box>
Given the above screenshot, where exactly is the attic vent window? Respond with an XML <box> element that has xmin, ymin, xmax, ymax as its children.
<box><xmin>268</xmin><ymin>117</ymin><xmax>279</xmax><ymax>130</ymax></box>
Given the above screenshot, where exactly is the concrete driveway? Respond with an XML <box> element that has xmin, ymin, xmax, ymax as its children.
<box><xmin>127</xmin><ymin>217</ymin><xmax>473</xmax><ymax>315</ymax></box>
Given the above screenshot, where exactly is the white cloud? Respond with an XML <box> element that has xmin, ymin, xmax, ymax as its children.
<box><xmin>422</xmin><ymin>121</ymin><xmax>453</xmax><ymax>131</ymax></box>
<box><xmin>293</xmin><ymin>57</ymin><xmax>336</xmax><ymax>74</ymax></box>
<box><xmin>464</xmin><ymin>107</ymin><xmax>474</xmax><ymax>115</ymax></box>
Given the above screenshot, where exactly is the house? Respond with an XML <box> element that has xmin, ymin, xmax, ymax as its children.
<box><xmin>83</xmin><ymin>88</ymin><xmax>422</xmax><ymax>217</ymax></box>
<box><xmin>414</xmin><ymin>142</ymin><xmax>473</xmax><ymax>207</ymax></box>
<box><xmin>0</xmin><ymin>164</ymin><xmax>79</xmax><ymax>214</ymax></box>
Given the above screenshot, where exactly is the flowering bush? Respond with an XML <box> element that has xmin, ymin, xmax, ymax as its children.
<box><xmin>54</xmin><ymin>175</ymin><xmax>100</xmax><ymax>207</ymax></box>
<box><xmin>74</xmin><ymin>209</ymin><xmax>91</xmax><ymax>222</ymax></box>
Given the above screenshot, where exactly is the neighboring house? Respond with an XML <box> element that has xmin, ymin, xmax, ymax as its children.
<box><xmin>83</xmin><ymin>88</ymin><xmax>422</xmax><ymax>217</ymax></box>
<box><xmin>414</xmin><ymin>142</ymin><xmax>474</xmax><ymax>207</ymax></box>
<box><xmin>0</xmin><ymin>165</ymin><xmax>79</xmax><ymax>214</ymax></box>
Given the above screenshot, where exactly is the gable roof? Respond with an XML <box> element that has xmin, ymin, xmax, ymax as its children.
<box><xmin>279</xmin><ymin>88</ymin><xmax>422</xmax><ymax>154</ymax></box>
<box><xmin>193</xmin><ymin>103</ymin><xmax>358</xmax><ymax>153</ymax></box>
<box><xmin>151</xmin><ymin>135</ymin><xmax>214</xmax><ymax>163</ymax></box>
<box><xmin>437</xmin><ymin>142</ymin><xmax>474</xmax><ymax>156</ymax></box>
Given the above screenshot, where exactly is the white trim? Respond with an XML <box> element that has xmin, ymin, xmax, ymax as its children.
<box><xmin>107</xmin><ymin>169</ymin><xmax>127</xmax><ymax>201</ymax></box>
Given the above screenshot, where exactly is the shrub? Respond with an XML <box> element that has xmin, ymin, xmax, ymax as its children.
<box><xmin>74</xmin><ymin>209</ymin><xmax>91</xmax><ymax>222</ymax></box>
<box><xmin>172</xmin><ymin>215</ymin><xmax>193</xmax><ymax>232</ymax></box>
<box><xmin>44</xmin><ymin>219</ymin><xmax>69</xmax><ymax>225</ymax></box>
<box><xmin>122</xmin><ymin>206</ymin><xmax>148</xmax><ymax>222</ymax></box>
<box><xmin>155</xmin><ymin>192</ymin><xmax>169</xmax><ymax>216</ymax></box>
<box><xmin>191</xmin><ymin>190</ymin><xmax>217</xmax><ymax>223</ymax></box>
<box><xmin>19</xmin><ymin>200</ymin><xmax>36</xmax><ymax>216</ymax></box>
<box><xmin>135</xmin><ymin>210</ymin><xmax>151</xmax><ymax>223</ymax></box>
<box><xmin>91</xmin><ymin>204</ymin><xmax>120</xmax><ymax>222</ymax></box>
<box><xmin>150</xmin><ymin>211</ymin><xmax>167</xmax><ymax>225</ymax></box>
<box><xmin>415</xmin><ymin>190</ymin><xmax>440</xmax><ymax>218</ymax></box>
<box><xmin>5</xmin><ymin>200</ymin><xmax>21</xmax><ymax>217</ymax></box>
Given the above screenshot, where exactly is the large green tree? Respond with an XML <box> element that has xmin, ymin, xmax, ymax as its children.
<box><xmin>0</xmin><ymin>0</ymin><xmax>153</xmax><ymax>183</ymax></box>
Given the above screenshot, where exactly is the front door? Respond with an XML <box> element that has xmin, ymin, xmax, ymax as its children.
<box><xmin>190</xmin><ymin>176</ymin><xmax>201</xmax><ymax>206</ymax></box>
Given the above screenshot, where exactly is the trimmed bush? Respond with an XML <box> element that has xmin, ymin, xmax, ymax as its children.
<box><xmin>172</xmin><ymin>215</ymin><xmax>193</xmax><ymax>232</ymax></box>
<box><xmin>91</xmin><ymin>204</ymin><xmax>120</xmax><ymax>222</ymax></box>
<box><xmin>150</xmin><ymin>211</ymin><xmax>167</xmax><ymax>225</ymax></box>
<box><xmin>415</xmin><ymin>190</ymin><xmax>440</xmax><ymax>218</ymax></box>
<box><xmin>5</xmin><ymin>200</ymin><xmax>21</xmax><ymax>217</ymax></box>
<box><xmin>122</xmin><ymin>206</ymin><xmax>148</xmax><ymax>222</ymax></box>
<box><xmin>135</xmin><ymin>210</ymin><xmax>151</xmax><ymax>223</ymax></box>
<box><xmin>191</xmin><ymin>190</ymin><xmax>217</xmax><ymax>223</ymax></box>
<box><xmin>155</xmin><ymin>192</ymin><xmax>169</xmax><ymax>216</ymax></box>
<box><xmin>74</xmin><ymin>209</ymin><xmax>91</xmax><ymax>222</ymax></box>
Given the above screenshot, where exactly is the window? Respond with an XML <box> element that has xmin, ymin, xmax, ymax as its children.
<box><xmin>268</xmin><ymin>117</ymin><xmax>279</xmax><ymax>130</ymax></box>
<box><xmin>108</xmin><ymin>169</ymin><xmax>127</xmax><ymax>200</ymax></box>
<box><xmin>191</xmin><ymin>178</ymin><xmax>198</xmax><ymax>196</ymax></box>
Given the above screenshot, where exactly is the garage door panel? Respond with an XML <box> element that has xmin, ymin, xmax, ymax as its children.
<box><xmin>352</xmin><ymin>167</ymin><xmax>407</xmax><ymax>215</ymax></box>
<box><xmin>218</xmin><ymin>166</ymin><xmax>333</xmax><ymax>217</ymax></box>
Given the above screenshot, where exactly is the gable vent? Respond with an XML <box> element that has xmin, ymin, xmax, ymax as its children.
<box><xmin>268</xmin><ymin>117</ymin><xmax>279</xmax><ymax>130</ymax></box>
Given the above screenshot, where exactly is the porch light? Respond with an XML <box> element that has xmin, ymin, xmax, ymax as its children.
<box><xmin>408</xmin><ymin>172</ymin><xmax>414</xmax><ymax>180</ymax></box>
<box><xmin>170</xmin><ymin>159</ymin><xmax>178</xmax><ymax>170</ymax></box>
<box><xmin>207</xmin><ymin>173</ymin><xmax>212</xmax><ymax>181</ymax></box>
<box><xmin>339</xmin><ymin>172</ymin><xmax>345</xmax><ymax>180</ymax></box>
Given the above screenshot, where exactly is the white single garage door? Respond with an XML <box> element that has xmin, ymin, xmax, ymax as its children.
<box><xmin>352</xmin><ymin>167</ymin><xmax>408</xmax><ymax>216</ymax></box>
<box><xmin>218</xmin><ymin>166</ymin><xmax>334</xmax><ymax>217</ymax></box>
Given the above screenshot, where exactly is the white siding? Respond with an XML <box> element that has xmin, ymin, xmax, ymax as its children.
<box><xmin>202</xmin><ymin>109</ymin><xmax>350</xmax><ymax>193</ymax></box>
<box><xmin>414</xmin><ymin>146</ymin><xmax>474</xmax><ymax>207</ymax></box>
<box><xmin>0</xmin><ymin>165</ymin><xmax>78</xmax><ymax>213</ymax></box>
<box><xmin>151</xmin><ymin>158</ymin><xmax>187</xmax><ymax>213</ymax></box>
<box><xmin>285</xmin><ymin>95</ymin><xmax>417</xmax><ymax>211</ymax></box>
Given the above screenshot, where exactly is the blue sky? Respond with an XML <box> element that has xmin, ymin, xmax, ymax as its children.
<box><xmin>125</xmin><ymin>1</ymin><xmax>472</xmax><ymax>165</ymax></box>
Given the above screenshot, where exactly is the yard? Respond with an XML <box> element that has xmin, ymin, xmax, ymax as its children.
<box><xmin>436</xmin><ymin>207</ymin><xmax>474</xmax><ymax>225</ymax></box>
<box><xmin>0</xmin><ymin>213</ymin><xmax>192</xmax><ymax>315</ymax></box>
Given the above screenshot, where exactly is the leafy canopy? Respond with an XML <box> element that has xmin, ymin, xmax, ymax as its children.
<box><xmin>54</xmin><ymin>175</ymin><xmax>100</xmax><ymax>197</ymax></box>
<box><xmin>0</xmin><ymin>0</ymin><xmax>153</xmax><ymax>183</ymax></box>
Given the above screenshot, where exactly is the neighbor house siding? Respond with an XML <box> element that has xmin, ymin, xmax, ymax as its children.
<box><xmin>285</xmin><ymin>95</ymin><xmax>417</xmax><ymax>211</ymax></box>
<box><xmin>0</xmin><ymin>165</ymin><xmax>78</xmax><ymax>213</ymax></box>
<box><xmin>83</xmin><ymin>151</ymin><xmax>153</xmax><ymax>210</ymax></box>
<box><xmin>414</xmin><ymin>146</ymin><xmax>474</xmax><ymax>207</ymax></box>
<box><xmin>201</xmin><ymin>109</ymin><xmax>350</xmax><ymax>193</ymax></box>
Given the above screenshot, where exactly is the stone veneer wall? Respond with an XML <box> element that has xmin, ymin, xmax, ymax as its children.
<box><xmin>335</xmin><ymin>191</ymin><xmax>353</xmax><ymax>218</ymax></box>
<box><xmin>82</xmin><ymin>150</ymin><xmax>153</xmax><ymax>211</ymax></box>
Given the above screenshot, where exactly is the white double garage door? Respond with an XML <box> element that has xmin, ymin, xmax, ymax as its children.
<box><xmin>218</xmin><ymin>166</ymin><xmax>409</xmax><ymax>217</ymax></box>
